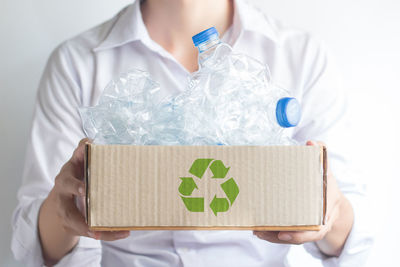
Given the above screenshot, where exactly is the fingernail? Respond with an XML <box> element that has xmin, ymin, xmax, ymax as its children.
<box><xmin>87</xmin><ymin>231</ymin><xmax>95</xmax><ymax>238</ymax></box>
<box><xmin>78</xmin><ymin>186</ymin><xmax>84</xmax><ymax>195</ymax></box>
<box><xmin>278</xmin><ymin>234</ymin><xmax>292</xmax><ymax>241</ymax></box>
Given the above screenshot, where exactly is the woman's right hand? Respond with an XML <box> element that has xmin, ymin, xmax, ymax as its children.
<box><xmin>39</xmin><ymin>138</ymin><xmax>130</xmax><ymax>265</ymax></box>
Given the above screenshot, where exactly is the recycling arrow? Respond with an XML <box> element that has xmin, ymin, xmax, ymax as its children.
<box><xmin>178</xmin><ymin>177</ymin><xmax>198</xmax><ymax>196</ymax></box>
<box><xmin>209</xmin><ymin>160</ymin><xmax>230</xmax><ymax>178</ymax></box>
<box><xmin>220</xmin><ymin>178</ymin><xmax>239</xmax><ymax>204</ymax></box>
<box><xmin>179</xmin><ymin>158</ymin><xmax>240</xmax><ymax>216</ymax></box>
<box><xmin>181</xmin><ymin>197</ymin><xmax>204</xmax><ymax>212</ymax></box>
<box><xmin>210</xmin><ymin>195</ymin><xmax>229</xmax><ymax>216</ymax></box>
<box><xmin>189</xmin><ymin>158</ymin><xmax>213</xmax><ymax>178</ymax></box>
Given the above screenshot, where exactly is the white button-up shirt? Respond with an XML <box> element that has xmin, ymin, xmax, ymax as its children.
<box><xmin>11</xmin><ymin>0</ymin><xmax>373</xmax><ymax>266</ymax></box>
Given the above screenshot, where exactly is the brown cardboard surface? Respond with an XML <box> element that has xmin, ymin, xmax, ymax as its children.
<box><xmin>85</xmin><ymin>144</ymin><xmax>326</xmax><ymax>231</ymax></box>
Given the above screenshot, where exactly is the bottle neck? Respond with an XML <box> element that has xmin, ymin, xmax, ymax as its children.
<box><xmin>197</xmin><ymin>38</ymin><xmax>221</xmax><ymax>53</ymax></box>
<box><xmin>197</xmin><ymin>38</ymin><xmax>221</xmax><ymax>66</ymax></box>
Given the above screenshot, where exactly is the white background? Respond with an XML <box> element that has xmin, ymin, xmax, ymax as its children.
<box><xmin>1</xmin><ymin>0</ymin><xmax>399</xmax><ymax>266</ymax></box>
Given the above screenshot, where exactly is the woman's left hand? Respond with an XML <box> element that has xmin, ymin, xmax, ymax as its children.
<box><xmin>253</xmin><ymin>140</ymin><xmax>353</xmax><ymax>257</ymax></box>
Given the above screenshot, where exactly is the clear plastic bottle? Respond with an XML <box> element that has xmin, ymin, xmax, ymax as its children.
<box><xmin>182</xmin><ymin>27</ymin><xmax>302</xmax><ymax>145</ymax></box>
<box><xmin>79</xmin><ymin>28</ymin><xmax>302</xmax><ymax>146</ymax></box>
<box><xmin>193</xmin><ymin>27</ymin><xmax>231</xmax><ymax>67</ymax></box>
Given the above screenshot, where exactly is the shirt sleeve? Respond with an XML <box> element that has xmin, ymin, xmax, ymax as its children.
<box><xmin>291</xmin><ymin>38</ymin><xmax>374</xmax><ymax>266</ymax></box>
<box><xmin>11</xmin><ymin>42</ymin><xmax>101</xmax><ymax>266</ymax></box>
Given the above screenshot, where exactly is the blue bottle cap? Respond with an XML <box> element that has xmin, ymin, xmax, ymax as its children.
<box><xmin>275</xmin><ymin>97</ymin><xmax>301</xmax><ymax>128</ymax></box>
<box><xmin>192</xmin><ymin>27</ymin><xmax>219</xmax><ymax>47</ymax></box>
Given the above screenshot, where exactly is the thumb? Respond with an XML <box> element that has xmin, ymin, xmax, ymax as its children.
<box><xmin>71</xmin><ymin>138</ymin><xmax>91</xmax><ymax>165</ymax></box>
<box><xmin>306</xmin><ymin>140</ymin><xmax>326</xmax><ymax>148</ymax></box>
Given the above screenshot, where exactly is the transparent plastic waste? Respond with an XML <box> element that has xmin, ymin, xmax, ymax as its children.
<box><xmin>79</xmin><ymin>27</ymin><xmax>301</xmax><ymax>145</ymax></box>
<box><xmin>175</xmin><ymin>27</ymin><xmax>301</xmax><ymax>145</ymax></box>
<box><xmin>79</xmin><ymin>70</ymin><xmax>183</xmax><ymax>145</ymax></box>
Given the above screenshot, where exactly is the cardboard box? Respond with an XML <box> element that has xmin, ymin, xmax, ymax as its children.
<box><xmin>84</xmin><ymin>144</ymin><xmax>327</xmax><ymax>231</ymax></box>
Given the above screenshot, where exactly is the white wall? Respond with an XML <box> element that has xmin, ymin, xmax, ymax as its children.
<box><xmin>1</xmin><ymin>0</ymin><xmax>399</xmax><ymax>266</ymax></box>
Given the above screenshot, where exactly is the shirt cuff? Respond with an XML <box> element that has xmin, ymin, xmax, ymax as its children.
<box><xmin>12</xmin><ymin>197</ymin><xmax>47</xmax><ymax>267</ymax></box>
<box><xmin>303</xmin><ymin>193</ymin><xmax>374</xmax><ymax>267</ymax></box>
<box><xmin>11</xmin><ymin>197</ymin><xmax>102</xmax><ymax>267</ymax></box>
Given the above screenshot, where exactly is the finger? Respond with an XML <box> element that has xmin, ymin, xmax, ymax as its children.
<box><xmin>61</xmin><ymin>160</ymin><xmax>84</xmax><ymax>181</ymax></box>
<box><xmin>253</xmin><ymin>231</ymin><xmax>289</xmax><ymax>244</ymax></box>
<box><xmin>70</xmin><ymin>138</ymin><xmax>91</xmax><ymax>166</ymax></box>
<box><xmin>89</xmin><ymin>231</ymin><xmax>131</xmax><ymax>241</ymax></box>
<box><xmin>277</xmin><ymin>229</ymin><xmax>328</xmax><ymax>244</ymax></box>
<box><xmin>61</xmin><ymin>138</ymin><xmax>92</xmax><ymax>178</ymax></box>
<box><xmin>306</xmin><ymin>140</ymin><xmax>315</xmax><ymax>146</ymax></box>
<box><xmin>55</xmin><ymin>175</ymin><xmax>85</xmax><ymax>197</ymax></box>
<box><xmin>61</xmin><ymin>198</ymin><xmax>90</xmax><ymax>237</ymax></box>
<box><xmin>254</xmin><ymin>228</ymin><xmax>330</xmax><ymax>245</ymax></box>
<box><xmin>324</xmin><ymin>199</ymin><xmax>341</xmax><ymax>230</ymax></box>
<box><xmin>306</xmin><ymin>140</ymin><xmax>327</xmax><ymax>148</ymax></box>
<box><xmin>75</xmin><ymin>195</ymin><xmax>86</xmax><ymax>215</ymax></box>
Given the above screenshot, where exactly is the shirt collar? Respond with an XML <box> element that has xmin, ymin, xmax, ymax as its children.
<box><xmin>93</xmin><ymin>0</ymin><xmax>278</xmax><ymax>52</ymax></box>
<box><xmin>233</xmin><ymin>0</ymin><xmax>279</xmax><ymax>43</ymax></box>
<box><xmin>93</xmin><ymin>0</ymin><xmax>147</xmax><ymax>52</ymax></box>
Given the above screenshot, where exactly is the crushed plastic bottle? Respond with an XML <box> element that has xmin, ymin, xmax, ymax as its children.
<box><xmin>175</xmin><ymin>27</ymin><xmax>301</xmax><ymax>145</ymax></box>
<box><xmin>79</xmin><ymin>69</ymin><xmax>182</xmax><ymax>145</ymax></box>
<box><xmin>79</xmin><ymin>27</ymin><xmax>301</xmax><ymax>146</ymax></box>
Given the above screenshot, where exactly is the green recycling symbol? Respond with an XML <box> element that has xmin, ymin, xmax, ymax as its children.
<box><xmin>178</xmin><ymin>159</ymin><xmax>239</xmax><ymax>216</ymax></box>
